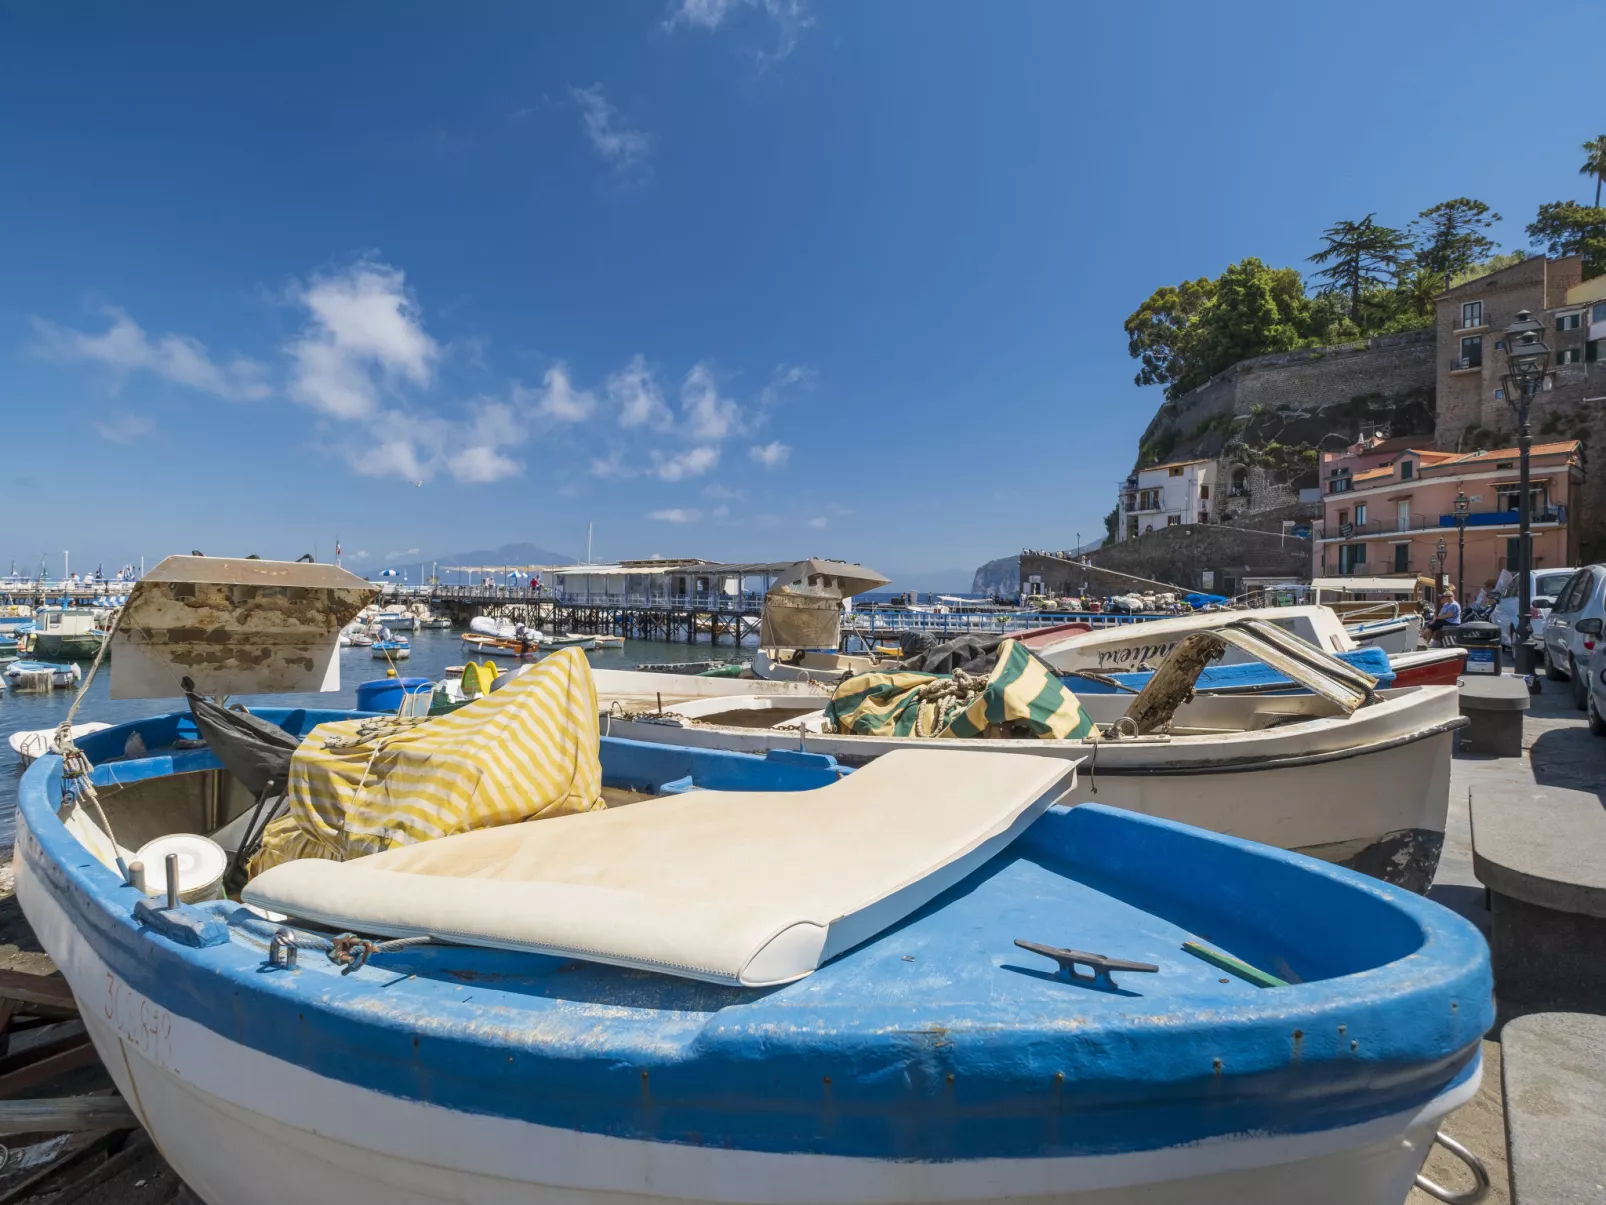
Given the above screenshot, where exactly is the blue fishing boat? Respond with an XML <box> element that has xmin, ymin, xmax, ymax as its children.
<box><xmin>9</xmin><ymin>557</ymin><xmax>1493</xmax><ymax>1205</ymax></box>
<box><xmin>1064</xmin><ymin>645</ymin><xmax>1397</xmax><ymax>694</ymax></box>
<box><xmin>371</xmin><ymin>638</ymin><xmax>410</xmax><ymax>660</ymax></box>
<box><xmin>3</xmin><ymin>658</ymin><xmax>82</xmax><ymax>691</ymax></box>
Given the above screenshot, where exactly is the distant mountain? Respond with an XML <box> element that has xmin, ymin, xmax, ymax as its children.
<box><xmin>370</xmin><ymin>542</ymin><xmax>575</xmax><ymax>577</ymax></box>
<box><xmin>971</xmin><ymin>555</ymin><xmax>1020</xmax><ymax>595</ymax></box>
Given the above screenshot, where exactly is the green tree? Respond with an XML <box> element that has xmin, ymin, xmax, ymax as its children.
<box><xmin>1123</xmin><ymin>259</ymin><xmax>1313</xmax><ymax>400</ymax></box>
<box><xmin>1581</xmin><ymin>135</ymin><xmax>1606</xmax><ymax>207</ymax></box>
<box><xmin>1527</xmin><ymin>201</ymin><xmax>1606</xmax><ymax>278</ymax></box>
<box><xmin>1102</xmin><ymin>505</ymin><xmax>1119</xmax><ymax>543</ymax></box>
<box><xmin>1447</xmin><ymin>250</ymin><xmax>1527</xmax><ymax>290</ymax></box>
<box><xmin>1307</xmin><ymin>215</ymin><xmax>1413</xmax><ymax>320</ymax></box>
<box><xmin>1123</xmin><ymin>276</ymin><xmax>1215</xmax><ymax>396</ymax></box>
<box><xmin>1410</xmin><ymin>198</ymin><xmax>1500</xmax><ymax>281</ymax></box>
<box><xmin>1191</xmin><ymin>258</ymin><xmax>1310</xmax><ymax>371</ymax></box>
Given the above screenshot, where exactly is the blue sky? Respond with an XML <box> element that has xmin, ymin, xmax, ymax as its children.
<box><xmin>2</xmin><ymin>2</ymin><xmax>1600</xmax><ymax>586</ymax></box>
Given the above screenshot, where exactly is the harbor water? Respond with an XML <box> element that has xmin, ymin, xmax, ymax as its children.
<box><xmin>0</xmin><ymin>628</ymin><xmax>714</xmax><ymax>846</ymax></box>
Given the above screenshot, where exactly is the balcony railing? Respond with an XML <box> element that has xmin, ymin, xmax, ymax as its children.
<box><xmin>1438</xmin><ymin>506</ymin><xmax>1564</xmax><ymax>528</ymax></box>
<box><xmin>1316</xmin><ymin>512</ymin><xmax>1435</xmax><ymax>539</ymax></box>
<box><xmin>1449</xmin><ymin>355</ymin><xmax>1484</xmax><ymax>371</ymax></box>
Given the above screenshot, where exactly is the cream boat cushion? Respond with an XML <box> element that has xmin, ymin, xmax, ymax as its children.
<box><xmin>244</xmin><ymin>749</ymin><xmax>1078</xmax><ymax>987</ymax></box>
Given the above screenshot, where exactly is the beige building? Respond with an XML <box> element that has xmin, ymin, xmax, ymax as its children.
<box><xmin>1435</xmin><ymin>254</ymin><xmax>1606</xmax><ymax>449</ymax></box>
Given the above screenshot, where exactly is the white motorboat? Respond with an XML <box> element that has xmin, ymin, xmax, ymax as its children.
<box><xmin>9</xmin><ymin>722</ymin><xmax>111</xmax><ymax>767</ymax></box>
<box><xmin>594</xmin><ymin>646</ymin><xmax>1461</xmax><ymax>893</ymax></box>
<box><xmin>1345</xmin><ymin>615</ymin><xmax>1423</xmax><ymax>654</ymax></box>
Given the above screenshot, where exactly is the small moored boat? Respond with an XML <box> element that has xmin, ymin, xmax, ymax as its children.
<box><xmin>4</xmin><ymin>660</ymin><xmax>83</xmax><ymax>691</ymax></box>
<box><xmin>9</xmin><ymin>722</ymin><xmax>112</xmax><ymax>766</ymax></box>
<box><xmin>371</xmin><ymin>639</ymin><xmax>410</xmax><ymax>661</ymax></box>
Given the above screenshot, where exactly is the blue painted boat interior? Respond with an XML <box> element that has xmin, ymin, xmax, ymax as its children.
<box><xmin>1065</xmin><ymin>645</ymin><xmax>1395</xmax><ymax>694</ymax></box>
<box><xmin>20</xmin><ymin>709</ymin><xmax>1491</xmax><ymax>1161</ymax></box>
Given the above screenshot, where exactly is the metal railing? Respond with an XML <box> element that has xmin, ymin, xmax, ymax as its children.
<box><xmin>1315</xmin><ymin>513</ymin><xmax>1435</xmax><ymax>539</ymax></box>
<box><xmin>1449</xmin><ymin>355</ymin><xmax>1484</xmax><ymax>371</ymax></box>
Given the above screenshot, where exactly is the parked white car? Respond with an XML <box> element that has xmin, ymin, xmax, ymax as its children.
<box><xmin>1494</xmin><ymin>567</ymin><xmax>1578</xmax><ymax>651</ymax></box>
<box><xmin>1540</xmin><ymin>564</ymin><xmax>1606</xmax><ymax>709</ymax></box>
<box><xmin>1587</xmin><ymin>637</ymin><xmax>1606</xmax><ymax>736</ymax></box>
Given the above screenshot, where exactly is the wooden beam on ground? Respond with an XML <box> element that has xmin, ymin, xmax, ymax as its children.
<box><xmin>0</xmin><ymin>1098</ymin><xmax>136</xmax><ymax>1136</ymax></box>
<box><xmin>0</xmin><ymin>973</ymin><xmax>77</xmax><ymax>1018</ymax></box>
<box><xmin>0</xmin><ymin>1037</ymin><xmax>101</xmax><ymax>1099</ymax></box>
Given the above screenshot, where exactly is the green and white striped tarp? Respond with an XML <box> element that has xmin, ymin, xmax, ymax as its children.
<box><xmin>824</xmin><ymin>638</ymin><xmax>1098</xmax><ymax>741</ymax></box>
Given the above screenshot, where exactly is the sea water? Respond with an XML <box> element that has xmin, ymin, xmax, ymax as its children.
<box><xmin>0</xmin><ymin>629</ymin><xmax>731</xmax><ymax>845</ymax></box>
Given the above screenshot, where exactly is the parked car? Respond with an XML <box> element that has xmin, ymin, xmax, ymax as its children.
<box><xmin>1587</xmin><ymin>637</ymin><xmax>1606</xmax><ymax>736</ymax></box>
<box><xmin>1540</xmin><ymin>565</ymin><xmax>1606</xmax><ymax>708</ymax></box>
<box><xmin>1494</xmin><ymin>567</ymin><xmax>1578</xmax><ymax>651</ymax></box>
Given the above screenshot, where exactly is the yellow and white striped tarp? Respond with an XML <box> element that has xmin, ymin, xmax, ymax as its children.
<box><xmin>825</xmin><ymin>638</ymin><xmax>1098</xmax><ymax>741</ymax></box>
<box><xmin>249</xmin><ymin>647</ymin><xmax>603</xmax><ymax>875</ymax></box>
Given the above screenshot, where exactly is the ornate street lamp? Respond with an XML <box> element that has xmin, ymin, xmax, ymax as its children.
<box><xmin>1503</xmin><ymin>310</ymin><xmax>1551</xmax><ymax>677</ymax></box>
<box><xmin>1436</xmin><ymin>537</ymin><xmax>1448</xmax><ymax>604</ymax></box>
<box><xmin>1453</xmin><ymin>490</ymin><xmax>1470</xmax><ymax>602</ymax></box>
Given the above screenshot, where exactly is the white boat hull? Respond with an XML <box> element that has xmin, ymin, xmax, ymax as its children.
<box><xmin>1347</xmin><ymin>617</ymin><xmax>1422</xmax><ymax>655</ymax></box>
<box><xmin>598</xmin><ymin>686</ymin><xmax>1460</xmax><ymax>891</ymax></box>
<box><xmin>17</xmin><ymin>859</ymin><xmax>1468</xmax><ymax>1205</ymax></box>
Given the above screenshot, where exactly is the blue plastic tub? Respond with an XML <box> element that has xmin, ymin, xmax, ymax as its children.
<box><xmin>354</xmin><ymin>676</ymin><xmax>432</xmax><ymax>713</ymax></box>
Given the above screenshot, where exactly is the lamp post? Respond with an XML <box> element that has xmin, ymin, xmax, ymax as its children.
<box><xmin>1453</xmin><ymin>490</ymin><xmax>1470</xmax><ymax>602</ymax></box>
<box><xmin>1436</xmin><ymin>538</ymin><xmax>1448</xmax><ymax>604</ymax></box>
<box><xmin>1502</xmin><ymin>309</ymin><xmax>1551</xmax><ymax>677</ymax></box>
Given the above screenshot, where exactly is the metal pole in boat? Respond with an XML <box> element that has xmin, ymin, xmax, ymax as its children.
<box><xmin>165</xmin><ymin>853</ymin><xmax>179</xmax><ymax>910</ymax></box>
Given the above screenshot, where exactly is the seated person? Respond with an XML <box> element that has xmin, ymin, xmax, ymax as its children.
<box><xmin>1427</xmin><ymin>589</ymin><xmax>1461</xmax><ymax>637</ymax></box>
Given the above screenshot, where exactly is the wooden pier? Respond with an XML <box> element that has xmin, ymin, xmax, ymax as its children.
<box><xmin>423</xmin><ymin>587</ymin><xmax>763</xmax><ymax>646</ymax></box>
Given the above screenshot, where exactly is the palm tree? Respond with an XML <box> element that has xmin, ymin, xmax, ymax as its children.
<box><xmin>1582</xmin><ymin>135</ymin><xmax>1606</xmax><ymax>208</ymax></box>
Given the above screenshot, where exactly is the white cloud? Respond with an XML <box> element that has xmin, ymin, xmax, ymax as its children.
<box><xmin>651</xmin><ymin>445</ymin><xmax>720</xmax><ymax>481</ymax></box>
<box><xmin>608</xmin><ymin>354</ymin><xmax>672</xmax><ymax>429</ymax></box>
<box><xmin>351</xmin><ymin>438</ymin><xmax>431</xmax><ymax>482</ymax></box>
<box><xmin>31</xmin><ymin>308</ymin><xmax>269</xmax><ymax>401</ymax></box>
<box><xmin>664</xmin><ymin>0</ymin><xmax>811</xmax><ymax>63</ymax></box>
<box><xmin>93</xmin><ymin>412</ymin><xmax>156</xmax><ymax>443</ymax></box>
<box><xmin>702</xmin><ymin>483</ymin><xmax>745</xmax><ymax>499</ymax></box>
<box><xmin>759</xmin><ymin>361</ymin><xmax>816</xmax><ymax>407</ymax></box>
<box><xmin>288</xmin><ymin>262</ymin><xmax>437</xmax><ymax>419</ymax></box>
<box><xmin>590</xmin><ymin>450</ymin><xmax>635</xmax><ymax>478</ymax></box>
<box><xmin>384</xmin><ymin>547</ymin><xmax>423</xmax><ymax>560</ymax></box>
<box><xmin>664</xmin><ymin>0</ymin><xmax>741</xmax><ymax>28</ymax></box>
<box><xmin>531</xmin><ymin>363</ymin><xmax>596</xmax><ymax>422</ymax></box>
<box><xmin>571</xmin><ymin>85</ymin><xmax>650</xmax><ymax>176</ymax></box>
<box><xmin>448</xmin><ymin>445</ymin><xmax>522</xmax><ymax>483</ymax></box>
<box><xmin>749</xmin><ymin>440</ymin><xmax>790</xmax><ymax>468</ymax></box>
<box><xmin>680</xmin><ymin>362</ymin><xmax>741</xmax><ymax>441</ymax></box>
<box><xmin>806</xmin><ymin>515</ymin><xmax>828</xmax><ymax>529</ymax></box>
<box><xmin>649</xmin><ymin>507</ymin><xmax>702</xmax><ymax>524</ymax></box>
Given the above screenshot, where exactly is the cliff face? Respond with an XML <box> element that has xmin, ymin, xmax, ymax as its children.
<box><xmin>1134</xmin><ymin>330</ymin><xmax>1438</xmax><ymax>476</ymax></box>
<box><xmin>971</xmin><ymin>555</ymin><xmax>1019</xmax><ymax>595</ymax></box>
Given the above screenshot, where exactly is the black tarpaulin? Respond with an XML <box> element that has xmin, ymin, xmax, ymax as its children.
<box><xmin>185</xmin><ymin>693</ymin><xmax>299</xmax><ymax>797</ymax></box>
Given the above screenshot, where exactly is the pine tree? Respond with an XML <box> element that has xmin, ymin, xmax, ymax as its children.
<box><xmin>1307</xmin><ymin>215</ymin><xmax>1413</xmax><ymax>321</ymax></box>
<box><xmin>1410</xmin><ymin>198</ymin><xmax>1501</xmax><ymax>282</ymax></box>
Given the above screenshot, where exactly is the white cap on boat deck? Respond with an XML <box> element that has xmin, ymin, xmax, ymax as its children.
<box><xmin>137</xmin><ymin>834</ymin><xmax>228</xmax><ymax>904</ymax></box>
<box><xmin>245</xmin><ymin>749</ymin><xmax>1080</xmax><ymax>987</ymax></box>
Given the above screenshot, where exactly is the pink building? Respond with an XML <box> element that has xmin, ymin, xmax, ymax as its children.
<box><xmin>1314</xmin><ymin>435</ymin><xmax>1583</xmax><ymax>590</ymax></box>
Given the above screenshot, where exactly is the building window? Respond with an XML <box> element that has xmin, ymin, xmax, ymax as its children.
<box><xmin>1459</xmin><ymin>336</ymin><xmax>1483</xmax><ymax>368</ymax></box>
<box><xmin>1589</xmin><ymin>340</ymin><xmax>1601</xmax><ymax>363</ymax></box>
<box><xmin>1506</xmin><ymin>537</ymin><xmax>1522</xmax><ymax>569</ymax></box>
<box><xmin>1394</xmin><ymin>544</ymin><xmax>1410</xmax><ymax>573</ymax></box>
<box><xmin>1136</xmin><ymin>488</ymin><xmax>1161</xmax><ymax>510</ymax></box>
<box><xmin>1328</xmin><ymin>469</ymin><xmax>1352</xmax><ymax>493</ymax></box>
<box><xmin>1494</xmin><ymin>388</ymin><xmax>1505</xmax><ymax>400</ymax></box>
<box><xmin>1557</xmin><ymin>347</ymin><xmax>1581</xmax><ymax>365</ymax></box>
<box><xmin>1168</xmin><ymin>466</ymin><xmax>1184</xmax><ymax>477</ymax></box>
<box><xmin>1199</xmin><ymin>509</ymin><xmax>1209</xmax><ymax>522</ymax></box>
<box><xmin>1337</xmin><ymin>508</ymin><xmax>1349</xmax><ymax>526</ymax></box>
<box><xmin>1199</xmin><ymin>483</ymin><xmax>1210</xmax><ymax>500</ymax></box>
<box><xmin>1498</xmin><ymin>484</ymin><xmax>1549</xmax><ymax>513</ymax></box>
<box><xmin>1401</xmin><ymin>460</ymin><xmax>1414</xmax><ymax>480</ymax></box>
<box><xmin>1339</xmin><ymin>544</ymin><xmax>1367</xmax><ymax>573</ymax></box>
<box><xmin>1461</xmin><ymin>301</ymin><xmax>1483</xmax><ymax>327</ymax></box>
<box><xmin>1355</xmin><ymin>503</ymin><xmax>1368</xmax><ymax>526</ymax></box>
<box><xmin>1594</xmin><ymin>301</ymin><xmax>1606</xmax><ymax>323</ymax></box>
<box><xmin>1166</xmin><ymin>514</ymin><xmax>1181</xmax><ymax>526</ymax></box>
<box><xmin>1557</xmin><ymin>313</ymin><xmax>1581</xmax><ymax>332</ymax></box>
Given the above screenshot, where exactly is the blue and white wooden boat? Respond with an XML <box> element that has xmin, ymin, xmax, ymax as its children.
<box><xmin>4</xmin><ymin>658</ymin><xmax>83</xmax><ymax>691</ymax></box>
<box><xmin>372</xmin><ymin>639</ymin><xmax>410</xmax><ymax>660</ymax></box>
<box><xmin>1064</xmin><ymin>645</ymin><xmax>1396</xmax><ymax>694</ymax></box>
<box><xmin>11</xmin><ymin>557</ymin><xmax>1492</xmax><ymax>1204</ymax></box>
<box><xmin>15</xmin><ymin>705</ymin><xmax>1492</xmax><ymax>1205</ymax></box>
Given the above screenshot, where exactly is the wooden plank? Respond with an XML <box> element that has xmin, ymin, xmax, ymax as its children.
<box><xmin>0</xmin><ymin>1039</ymin><xmax>101</xmax><ymax>1098</ymax></box>
<box><xmin>0</xmin><ymin>973</ymin><xmax>77</xmax><ymax>1017</ymax></box>
<box><xmin>0</xmin><ymin>1098</ymin><xmax>136</xmax><ymax>1136</ymax></box>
